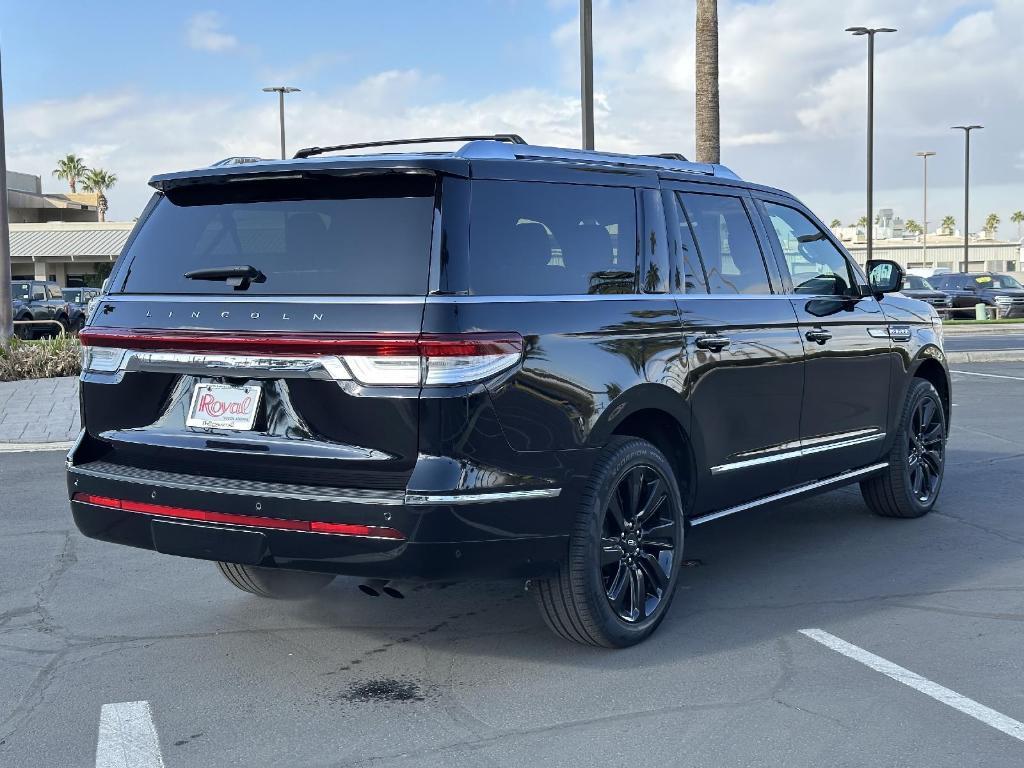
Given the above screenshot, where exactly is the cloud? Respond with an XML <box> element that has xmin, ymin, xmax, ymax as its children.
<box><xmin>185</xmin><ymin>11</ymin><xmax>239</xmax><ymax>53</ymax></box>
<box><xmin>5</xmin><ymin>0</ymin><xmax>1022</xmax><ymax>237</ymax></box>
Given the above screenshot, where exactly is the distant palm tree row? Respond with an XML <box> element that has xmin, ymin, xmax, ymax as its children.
<box><xmin>52</xmin><ymin>154</ymin><xmax>118</xmax><ymax>222</ymax></box>
<box><xmin>828</xmin><ymin>210</ymin><xmax>1024</xmax><ymax>240</ymax></box>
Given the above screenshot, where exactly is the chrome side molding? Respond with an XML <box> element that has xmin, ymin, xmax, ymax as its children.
<box><xmin>690</xmin><ymin>462</ymin><xmax>889</xmax><ymax>526</ymax></box>
<box><xmin>710</xmin><ymin>429</ymin><xmax>885</xmax><ymax>474</ymax></box>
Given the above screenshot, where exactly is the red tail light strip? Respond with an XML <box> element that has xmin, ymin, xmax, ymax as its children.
<box><xmin>78</xmin><ymin>329</ymin><xmax>522</xmax><ymax>358</ymax></box>
<box><xmin>73</xmin><ymin>492</ymin><xmax>405</xmax><ymax>540</ymax></box>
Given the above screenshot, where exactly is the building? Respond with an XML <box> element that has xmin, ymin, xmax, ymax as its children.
<box><xmin>845</xmin><ymin>236</ymin><xmax>1019</xmax><ymax>274</ymax></box>
<box><xmin>9</xmin><ymin>221</ymin><xmax>135</xmax><ymax>286</ymax></box>
<box><xmin>7</xmin><ymin>171</ymin><xmax>133</xmax><ymax>287</ymax></box>
<box><xmin>7</xmin><ymin>171</ymin><xmax>99</xmax><ymax>223</ymax></box>
<box><xmin>830</xmin><ymin>217</ymin><xmax>1020</xmax><ymax>274</ymax></box>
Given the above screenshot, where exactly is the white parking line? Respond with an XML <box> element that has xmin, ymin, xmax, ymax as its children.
<box><xmin>951</xmin><ymin>369</ymin><xmax>1024</xmax><ymax>382</ymax></box>
<box><xmin>800</xmin><ymin>629</ymin><xmax>1024</xmax><ymax>743</ymax></box>
<box><xmin>96</xmin><ymin>701</ymin><xmax>165</xmax><ymax>768</ymax></box>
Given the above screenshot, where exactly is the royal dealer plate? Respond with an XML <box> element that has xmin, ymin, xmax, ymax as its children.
<box><xmin>186</xmin><ymin>383</ymin><xmax>262</xmax><ymax>431</ymax></box>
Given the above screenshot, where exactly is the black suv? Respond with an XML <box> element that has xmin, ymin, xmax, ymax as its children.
<box><xmin>68</xmin><ymin>136</ymin><xmax>950</xmax><ymax>647</ymax></box>
<box><xmin>932</xmin><ymin>272</ymin><xmax>1024</xmax><ymax>318</ymax></box>
<box><xmin>10</xmin><ymin>280</ymin><xmax>73</xmax><ymax>338</ymax></box>
<box><xmin>900</xmin><ymin>275</ymin><xmax>951</xmax><ymax>311</ymax></box>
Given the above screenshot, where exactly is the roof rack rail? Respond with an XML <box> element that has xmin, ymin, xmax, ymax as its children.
<box><xmin>294</xmin><ymin>134</ymin><xmax>527</xmax><ymax>159</ymax></box>
<box><xmin>653</xmin><ymin>152</ymin><xmax>688</xmax><ymax>161</ymax></box>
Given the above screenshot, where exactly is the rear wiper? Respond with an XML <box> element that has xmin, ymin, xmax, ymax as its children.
<box><xmin>184</xmin><ymin>265</ymin><xmax>266</xmax><ymax>291</ymax></box>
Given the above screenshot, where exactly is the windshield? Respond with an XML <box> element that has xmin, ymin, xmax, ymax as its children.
<box><xmin>903</xmin><ymin>275</ymin><xmax>935</xmax><ymax>291</ymax></box>
<box><xmin>10</xmin><ymin>282</ymin><xmax>31</xmax><ymax>301</ymax></box>
<box><xmin>119</xmin><ymin>174</ymin><xmax>436</xmax><ymax>296</ymax></box>
<box><xmin>977</xmin><ymin>274</ymin><xmax>1024</xmax><ymax>289</ymax></box>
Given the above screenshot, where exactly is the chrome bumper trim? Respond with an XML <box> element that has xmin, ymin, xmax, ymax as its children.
<box><xmin>69</xmin><ymin>461</ymin><xmax>405</xmax><ymax>505</ymax></box>
<box><xmin>404</xmin><ymin>488</ymin><xmax>562</xmax><ymax>505</ymax></box>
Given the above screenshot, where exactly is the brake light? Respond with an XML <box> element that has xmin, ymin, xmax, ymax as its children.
<box><xmin>72</xmin><ymin>492</ymin><xmax>405</xmax><ymax>539</ymax></box>
<box><xmin>78</xmin><ymin>330</ymin><xmax>523</xmax><ymax>386</ymax></box>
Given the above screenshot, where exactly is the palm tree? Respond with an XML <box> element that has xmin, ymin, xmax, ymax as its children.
<box><xmin>695</xmin><ymin>0</ymin><xmax>719</xmax><ymax>164</ymax></box>
<box><xmin>905</xmin><ymin>219</ymin><xmax>922</xmax><ymax>235</ymax></box>
<box><xmin>984</xmin><ymin>212</ymin><xmax>1000</xmax><ymax>238</ymax></box>
<box><xmin>52</xmin><ymin>154</ymin><xmax>88</xmax><ymax>194</ymax></box>
<box><xmin>941</xmin><ymin>215</ymin><xmax>956</xmax><ymax>235</ymax></box>
<box><xmin>81</xmin><ymin>169</ymin><xmax>118</xmax><ymax>222</ymax></box>
<box><xmin>1011</xmin><ymin>210</ymin><xmax>1024</xmax><ymax>240</ymax></box>
<box><xmin>857</xmin><ymin>215</ymin><xmax>869</xmax><ymax>228</ymax></box>
<box><xmin>829</xmin><ymin>218</ymin><xmax>841</xmax><ymax>228</ymax></box>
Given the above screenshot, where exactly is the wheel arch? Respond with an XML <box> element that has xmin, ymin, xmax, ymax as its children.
<box><xmin>910</xmin><ymin>353</ymin><xmax>951</xmax><ymax>426</ymax></box>
<box><xmin>594</xmin><ymin>386</ymin><xmax>700</xmax><ymax>513</ymax></box>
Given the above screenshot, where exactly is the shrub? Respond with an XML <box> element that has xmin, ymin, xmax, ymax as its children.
<box><xmin>0</xmin><ymin>335</ymin><xmax>82</xmax><ymax>381</ymax></box>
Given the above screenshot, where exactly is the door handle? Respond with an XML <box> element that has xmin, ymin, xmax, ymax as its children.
<box><xmin>805</xmin><ymin>328</ymin><xmax>832</xmax><ymax>345</ymax></box>
<box><xmin>695</xmin><ymin>333</ymin><xmax>731</xmax><ymax>352</ymax></box>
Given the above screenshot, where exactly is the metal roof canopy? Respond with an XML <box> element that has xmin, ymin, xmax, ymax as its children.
<box><xmin>8</xmin><ymin>224</ymin><xmax>133</xmax><ymax>261</ymax></box>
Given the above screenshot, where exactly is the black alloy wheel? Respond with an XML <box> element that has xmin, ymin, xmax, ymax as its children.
<box><xmin>861</xmin><ymin>378</ymin><xmax>946</xmax><ymax>518</ymax></box>
<box><xmin>534</xmin><ymin>436</ymin><xmax>685</xmax><ymax>647</ymax></box>
<box><xmin>601</xmin><ymin>465</ymin><xmax>678</xmax><ymax>623</ymax></box>
<box><xmin>906</xmin><ymin>394</ymin><xmax>944</xmax><ymax>504</ymax></box>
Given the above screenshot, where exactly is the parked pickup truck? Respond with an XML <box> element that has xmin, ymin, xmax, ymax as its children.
<box><xmin>10</xmin><ymin>280</ymin><xmax>72</xmax><ymax>338</ymax></box>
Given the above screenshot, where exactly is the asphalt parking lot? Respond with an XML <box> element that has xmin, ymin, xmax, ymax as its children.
<box><xmin>2</xmin><ymin>363</ymin><xmax>1023</xmax><ymax>767</ymax></box>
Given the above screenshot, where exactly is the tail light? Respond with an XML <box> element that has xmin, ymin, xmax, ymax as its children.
<box><xmin>78</xmin><ymin>330</ymin><xmax>523</xmax><ymax>386</ymax></box>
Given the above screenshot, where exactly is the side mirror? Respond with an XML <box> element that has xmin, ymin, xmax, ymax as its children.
<box><xmin>101</xmin><ymin>278</ymin><xmax>110</xmax><ymax>293</ymax></box>
<box><xmin>962</xmin><ymin>284</ymin><xmax>977</xmax><ymax>292</ymax></box>
<box><xmin>867</xmin><ymin>259</ymin><xmax>904</xmax><ymax>295</ymax></box>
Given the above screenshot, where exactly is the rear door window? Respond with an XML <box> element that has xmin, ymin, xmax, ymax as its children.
<box><xmin>677</xmin><ymin>193</ymin><xmax>772</xmax><ymax>295</ymax></box>
<box><xmin>468</xmin><ymin>180</ymin><xmax>637</xmax><ymax>295</ymax></box>
<box><xmin>119</xmin><ymin>174</ymin><xmax>436</xmax><ymax>295</ymax></box>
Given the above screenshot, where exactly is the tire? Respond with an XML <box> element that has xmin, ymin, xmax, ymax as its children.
<box><xmin>55</xmin><ymin>315</ymin><xmax>71</xmax><ymax>337</ymax></box>
<box><xmin>14</xmin><ymin>319</ymin><xmax>34</xmax><ymax>340</ymax></box>
<box><xmin>861</xmin><ymin>378</ymin><xmax>946</xmax><ymax>518</ymax></box>
<box><xmin>216</xmin><ymin>562</ymin><xmax>335</xmax><ymax>599</ymax></box>
<box><xmin>534</xmin><ymin>436</ymin><xmax>685</xmax><ymax>648</ymax></box>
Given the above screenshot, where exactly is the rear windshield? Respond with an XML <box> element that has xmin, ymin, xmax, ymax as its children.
<box><xmin>11</xmin><ymin>282</ymin><xmax>31</xmax><ymax>301</ymax></box>
<box><xmin>119</xmin><ymin>174</ymin><xmax>435</xmax><ymax>295</ymax></box>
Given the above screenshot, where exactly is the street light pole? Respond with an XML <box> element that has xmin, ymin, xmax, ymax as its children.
<box><xmin>915</xmin><ymin>151</ymin><xmax>936</xmax><ymax>269</ymax></box>
<box><xmin>952</xmin><ymin>125</ymin><xmax>982</xmax><ymax>273</ymax></box>
<box><xmin>0</xmin><ymin>49</ymin><xmax>13</xmax><ymax>343</ymax></box>
<box><xmin>262</xmin><ymin>86</ymin><xmax>301</xmax><ymax>159</ymax></box>
<box><xmin>846</xmin><ymin>26</ymin><xmax>896</xmax><ymax>266</ymax></box>
<box><xmin>579</xmin><ymin>0</ymin><xmax>595</xmax><ymax>150</ymax></box>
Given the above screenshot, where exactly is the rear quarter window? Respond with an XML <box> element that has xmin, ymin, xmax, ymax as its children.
<box><xmin>119</xmin><ymin>174</ymin><xmax>436</xmax><ymax>296</ymax></box>
<box><xmin>468</xmin><ymin>180</ymin><xmax>637</xmax><ymax>296</ymax></box>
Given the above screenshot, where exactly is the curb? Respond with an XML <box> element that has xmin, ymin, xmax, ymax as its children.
<box><xmin>945</xmin><ymin>350</ymin><xmax>1024</xmax><ymax>364</ymax></box>
<box><xmin>0</xmin><ymin>441</ymin><xmax>74</xmax><ymax>453</ymax></box>
<box><xmin>942</xmin><ymin>325</ymin><xmax>1024</xmax><ymax>335</ymax></box>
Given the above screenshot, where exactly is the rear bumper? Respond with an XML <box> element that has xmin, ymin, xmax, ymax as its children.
<box><xmin>66</xmin><ymin>455</ymin><xmax>582</xmax><ymax>580</ymax></box>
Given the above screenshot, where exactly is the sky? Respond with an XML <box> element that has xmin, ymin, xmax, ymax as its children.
<box><xmin>2</xmin><ymin>0</ymin><xmax>1022</xmax><ymax>238</ymax></box>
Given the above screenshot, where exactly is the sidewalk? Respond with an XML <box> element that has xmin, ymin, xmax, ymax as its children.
<box><xmin>0</xmin><ymin>376</ymin><xmax>80</xmax><ymax>445</ymax></box>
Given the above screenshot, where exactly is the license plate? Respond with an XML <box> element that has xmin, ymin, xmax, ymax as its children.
<box><xmin>186</xmin><ymin>383</ymin><xmax>261</xmax><ymax>431</ymax></box>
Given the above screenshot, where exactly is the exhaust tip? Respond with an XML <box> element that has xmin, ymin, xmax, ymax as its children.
<box><xmin>382</xmin><ymin>586</ymin><xmax>404</xmax><ymax>599</ymax></box>
<box><xmin>358</xmin><ymin>583</ymin><xmax>381</xmax><ymax>597</ymax></box>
